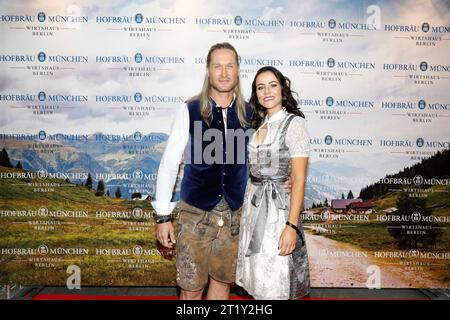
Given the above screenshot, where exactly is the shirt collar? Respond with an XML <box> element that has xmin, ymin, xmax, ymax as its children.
<box><xmin>263</xmin><ymin>108</ymin><xmax>287</xmax><ymax>124</ymax></box>
<box><xmin>210</xmin><ymin>94</ymin><xmax>236</xmax><ymax>109</ymax></box>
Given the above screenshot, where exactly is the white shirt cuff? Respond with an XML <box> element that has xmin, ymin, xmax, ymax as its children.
<box><xmin>151</xmin><ymin>201</ymin><xmax>178</xmax><ymax>216</ymax></box>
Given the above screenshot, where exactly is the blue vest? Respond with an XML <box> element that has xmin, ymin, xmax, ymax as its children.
<box><xmin>180</xmin><ymin>99</ymin><xmax>251</xmax><ymax>212</ymax></box>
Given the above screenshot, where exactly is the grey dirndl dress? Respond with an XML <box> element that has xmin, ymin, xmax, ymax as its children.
<box><xmin>236</xmin><ymin>112</ymin><xmax>310</xmax><ymax>300</ymax></box>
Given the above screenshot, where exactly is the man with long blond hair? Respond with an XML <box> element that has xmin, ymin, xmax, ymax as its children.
<box><xmin>151</xmin><ymin>42</ymin><xmax>251</xmax><ymax>300</ymax></box>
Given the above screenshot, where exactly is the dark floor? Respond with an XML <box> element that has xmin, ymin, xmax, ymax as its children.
<box><xmin>4</xmin><ymin>285</ymin><xmax>450</xmax><ymax>300</ymax></box>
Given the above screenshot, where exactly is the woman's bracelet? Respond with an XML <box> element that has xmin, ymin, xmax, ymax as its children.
<box><xmin>285</xmin><ymin>221</ymin><xmax>300</xmax><ymax>235</ymax></box>
<box><xmin>286</xmin><ymin>221</ymin><xmax>305</xmax><ymax>247</ymax></box>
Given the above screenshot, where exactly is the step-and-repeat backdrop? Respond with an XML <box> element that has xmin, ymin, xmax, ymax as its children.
<box><xmin>0</xmin><ymin>0</ymin><xmax>449</xmax><ymax>288</ymax></box>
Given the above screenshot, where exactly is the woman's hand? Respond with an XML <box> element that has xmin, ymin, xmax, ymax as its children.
<box><xmin>278</xmin><ymin>225</ymin><xmax>297</xmax><ymax>256</ymax></box>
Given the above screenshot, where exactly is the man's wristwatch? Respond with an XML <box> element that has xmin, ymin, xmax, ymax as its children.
<box><xmin>154</xmin><ymin>214</ymin><xmax>172</xmax><ymax>224</ymax></box>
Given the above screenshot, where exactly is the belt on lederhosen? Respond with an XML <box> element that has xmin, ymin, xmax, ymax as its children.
<box><xmin>213</xmin><ymin>197</ymin><xmax>230</xmax><ymax>212</ymax></box>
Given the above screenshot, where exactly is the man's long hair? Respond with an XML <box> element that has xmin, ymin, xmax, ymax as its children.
<box><xmin>188</xmin><ymin>42</ymin><xmax>248</xmax><ymax>127</ymax></box>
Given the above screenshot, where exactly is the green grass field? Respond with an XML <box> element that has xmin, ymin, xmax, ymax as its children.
<box><xmin>0</xmin><ymin>166</ymin><xmax>177</xmax><ymax>286</ymax></box>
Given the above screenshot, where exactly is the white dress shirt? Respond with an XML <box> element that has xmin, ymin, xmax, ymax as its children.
<box><xmin>151</xmin><ymin>96</ymin><xmax>235</xmax><ymax>216</ymax></box>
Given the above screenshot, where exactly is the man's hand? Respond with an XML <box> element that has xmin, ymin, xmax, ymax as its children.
<box><xmin>156</xmin><ymin>222</ymin><xmax>176</xmax><ymax>248</ymax></box>
<box><xmin>283</xmin><ymin>176</ymin><xmax>292</xmax><ymax>192</ymax></box>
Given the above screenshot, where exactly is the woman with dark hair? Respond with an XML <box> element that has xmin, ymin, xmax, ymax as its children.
<box><xmin>250</xmin><ymin>66</ymin><xmax>305</xmax><ymax>129</ymax></box>
<box><xmin>236</xmin><ymin>66</ymin><xmax>311</xmax><ymax>300</ymax></box>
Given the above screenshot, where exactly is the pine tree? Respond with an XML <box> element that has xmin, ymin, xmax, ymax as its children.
<box><xmin>341</xmin><ymin>192</ymin><xmax>345</xmax><ymax>199</ymax></box>
<box><xmin>86</xmin><ymin>173</ymin><xmax>93</xmax><ymax>189</ymax></box>
<box><xmin>0</xmin><ymin>148</ymin><xmax>12</xmax><ymax>167</ymax></box>
<box><xmin>115</xmin><ymin>186</ymin><xmax>122</xmax><ymax>199</ymax></box>
<box><xmin>95</xmin><ymin>179</ymin><xmax>105</xmax><ymax>196</ymax></box>
<box><xmin>15</xmin><ymin>161</ymin><xmax>23</xmax><ymax>169</ymax></box>
<box><xmin>106</xmin><ymin>190</ymin><xmax>110</xmax><ymax>197</ymax></box>
<box><xmin>347</xmin><ymin>190</ymin><xmax>354</xmax><ymax>199</ymax></box>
